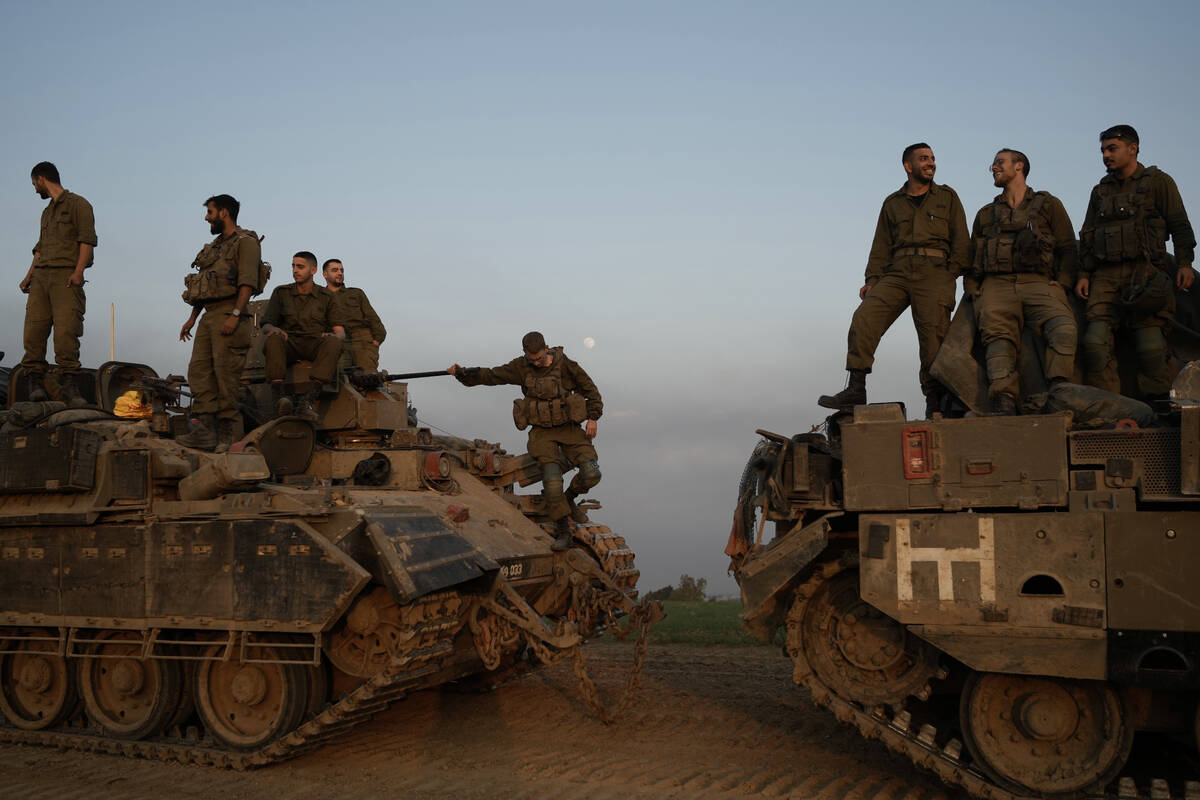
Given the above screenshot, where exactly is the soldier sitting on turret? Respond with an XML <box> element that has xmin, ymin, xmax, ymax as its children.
<box><xmin>448</xmin><ymin>332</ymin><xmax>603</xmax><ymax>551</ymax></box>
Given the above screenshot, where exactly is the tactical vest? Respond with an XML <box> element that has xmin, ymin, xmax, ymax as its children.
<box><xmin>511</xmin><ymin>347</ymin><xmax>589</xmax><ymax>430</ymax></box>
<box><xmin>1091</xmin><ymin>167</ymin><xmax>1167</xmax><ymax>265</ymax></box>
<box><xmin>975</xmin><ymin>192</ymin><xmax>1054</xmax><ymax>275</ymax></box>
<box><xmin>182</xmin><ymin>229</ymin><xmax>271</xmax><ymax>305</ymax></box>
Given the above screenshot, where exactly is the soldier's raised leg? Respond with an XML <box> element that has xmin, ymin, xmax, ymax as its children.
<box><xmin>820</xmin><ymin>275</ymin><xmax>912</xmax><ymax>411</ymax></box>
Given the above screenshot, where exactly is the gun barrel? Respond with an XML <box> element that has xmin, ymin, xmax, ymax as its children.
<box><xmin>384</xmin><ymin>370</ymin><xmax>451</xmax><ymax>381</ymax></box>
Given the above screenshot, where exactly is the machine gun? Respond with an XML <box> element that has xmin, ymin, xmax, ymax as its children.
<box><xmin>348</xmin><ymin>369</ymin><xmax>450</xmax><ymax>391</ymax></box>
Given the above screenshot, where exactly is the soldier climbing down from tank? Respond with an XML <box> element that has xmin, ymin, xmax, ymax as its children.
<box><xmin>819</xmin><ymin>143</ymin><xmax>969</xmax><ymax>418</ymax></box>
<box><xmin>1076</xmin><ymin>125</ymin><xmax>1196</xmax><ymax>402</ymax></box>
<box><xmin>448</xmin><ymin>332</ymin><xmax>603</xmax><ymax>552</ymax></box>
<box><xmin>965</xmin><ymin>149</ymin><xmax>1079</xmax><ymax>416</ymax></box>
<box><xmin>178</xmin><ymin>194</ymin><xmax>262</xmax><ymax>451</ymax></box>
<box><xmin>261</xmin><ymin>251</ymin><xmax>347</xmax><ymax>422</ymax></box>
<box><xmin>322</xmin><ymin>258</ymin><xmax>386</xmax><ymax>372</ymax></box>
<box><xmin>21</xmin><ymin>161</ymin><xmax>96</xmax><ymax>407</ymax></box>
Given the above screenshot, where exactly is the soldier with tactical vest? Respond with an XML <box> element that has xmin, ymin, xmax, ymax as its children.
<box><xmin>1076</xmin><ymin>125</ymin><xmax>1196</xmax><ymax>400</ymax></box>
<box><xmin>322</xmin><ymin>258</ymin><xmax>386</xmax><ymax>372</ymax></box>
<box><xmin>261</xmin><ymin>251</ymin><xmax>347</xmax><ymax>422</ymax></box>
<box><xmin>448</xmin><ymin>332</ymin><xmax>602</xmax><ymax>551</ymax></box>
<box><xmin>22</xmin><ymin>161</ymin><xmax>97</xmax><ymax>407</ymax></box>
<box><xmin>819</xmin><ymin>142</ymin><xmax>970</xmax><ymax>417</ymax></box>
<box><xmin>965</xmin><ymin>149</ymin><xmax>1079</xmax><ymax>415</ymax></box>
<box><xmin>178</xmin><ymin>194</ymin><xmax>262</xmax><ymax>451</ymax></box>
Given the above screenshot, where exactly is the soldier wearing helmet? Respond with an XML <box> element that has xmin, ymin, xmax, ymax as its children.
<box><xmin>1075</xmin><ymin>125</ymin><xmax>1196</xmax><ymax>400</ymax></box>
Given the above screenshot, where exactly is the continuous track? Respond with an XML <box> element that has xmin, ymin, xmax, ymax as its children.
<box><xmin>786</xmin><ymin>554</ymin><xmax>1200</xmax><ymax>800</ymax></box>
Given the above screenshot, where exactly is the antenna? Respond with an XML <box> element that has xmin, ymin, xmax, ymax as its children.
<box><xmin>110</xmin><ymin>303</ymin><xmax>115</xmax><ymax>361</ymax></box>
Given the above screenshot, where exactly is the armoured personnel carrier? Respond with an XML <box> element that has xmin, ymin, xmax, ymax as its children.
<box><xmin>0</xmin><ymin>325</ymin><xmax>655</xmax><ymax>766</ymax></box>
<box><xmin>729</xmin><ymin>327</ymin><xmax>1200</xmax><ymax>798</ymax></box>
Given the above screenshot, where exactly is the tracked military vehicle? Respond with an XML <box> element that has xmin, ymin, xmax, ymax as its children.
<box><xmin>730</xmin><ymin>341</ymin><xmax>1200</xmax><ymax>796</ymax></box>
<box><xmin>0</xmin><ymin>328</ymin><xmax>654</xmax><ymax>766</ymax></box>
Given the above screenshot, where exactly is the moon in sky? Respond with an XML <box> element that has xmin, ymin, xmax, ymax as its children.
<box><xmin>583</xmin><ymin>337</ymin><xmax>596</xmax><ymax>349</ymax></box>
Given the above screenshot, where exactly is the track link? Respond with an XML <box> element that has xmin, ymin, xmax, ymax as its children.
<box><xmin>0</xmin><ymin>591</ymin><xmax>466</xmax><ymax>769</ymax></box>
<box><xmin>786</xmin><ymin>555</ymin><xmax>1200</xmax><ymax>800</ymax></box>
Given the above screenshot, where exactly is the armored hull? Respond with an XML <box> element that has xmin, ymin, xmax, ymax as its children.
<box><xmin>730</xmin><ymin>400</ymin><xmax>1200</xmax><ymax>799</ymax></box>
<box><xmin>0</xmin><ymin>355</ymin><xmax>651</xmax><ymax>766</ymax></box>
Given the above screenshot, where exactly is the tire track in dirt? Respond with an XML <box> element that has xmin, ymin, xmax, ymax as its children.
<box><xmin>0</xmin><ymin>642</ymin><xmax>962</xmax><ymax>800</ymax></box>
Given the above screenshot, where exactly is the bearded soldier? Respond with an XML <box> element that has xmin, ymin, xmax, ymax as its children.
<box><xmin>178</xmin><ymin>194</ymin><xmax>262</xmax><ymax>451</ymax></box>
<box><xmin>819</xmin><ymin>142</ymin><xmax>970</xmax><ymax>417</ymax></box>
<box><xmin>448</xmin><ymin>332</ymin><xmax>602</xmax><ymax>551</ymax></box>
<box><xmin>1076</xmin><ymin>125</ymin><xmax>1196</xmax><ymax>399</ymax></box>
<box><xmin>965</xmin><ymin>149</ymin><xmax>1079</xmax><ymax>415</ymax></box>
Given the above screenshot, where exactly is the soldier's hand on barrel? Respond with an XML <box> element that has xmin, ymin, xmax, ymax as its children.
<box><xmin>219</xmin><ymin>314</ymin><xmax>238</xmax><ymax>336</ymax></box>
<box><xmin>1075</xmin><ymin>277</ymin><xmax>1090</xmax><ymax>300</ymax></box>
<box><xmin>858</xmin><ymin>284</ymin><xmax>873</xmax><ymax>300</ymax></box>
<box><xmin>447</xmin><ymin>364</ymin><xmax>459</xmax><ymax>376</ymax></box>
<box><xmin>1177</xmin><ymin>265</ymin><xmax>1195</xmax><ymax>292</ymax></box>
<box><xmin>585</xmin><ymin>419</ymin><xmax>597</xmax><ymax>439</ymax></box>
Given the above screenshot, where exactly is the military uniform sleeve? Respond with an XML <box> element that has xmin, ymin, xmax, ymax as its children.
<box><xmin>963</xmin><ymin>210</ymin><xmax>985</xmax><ymax>295</ymax></box>
<box><xmin>1046</xmin><ymin>196</ymin><xmax>1078</xmax><ymax>286</ymax></box>
<box><xmin>946</xmin><ymin>189</ymin><xmax>970</xmax><ymax>277</ymax></box>
<box><xmin>1078</xmin><ymin>188</ymin><xmax>1102</xmax><ymax>275</ymax></box>
<box><xmin>72</xmin><ymin>196</ymin><xmax>98</xmax><ymax>247</ymax></box>
<box><xmin>864</xmin><ymin>201</ymin><xmax>893</xmax><ymax>285</ymax></box>
<box><xmin>234</xmin><ymin>234</ymin><xmax>260</xmax><ymax>290</ymax></box>
<box><xmin>563</xmin><ymin>356</ymin><xmax>603</xmax><ymax>420</ymax></box>
<box><xmin>1158</xmin><ymin>173</ymin><xmax>1196</xmax><ymax>267</ymax></box>
<box><xmin>455</xmin><ymin>357</ymin><xmax>526</xmax><ymax>387</ymax></box>
<box><xmin>361</xmin><ymin>292</ymin><xmax>387</xmax><ymax>342</ymax></box>
<box><xmin>261</xmin><ymin>287</ymin><xmax>285</xmax><ymax>329</ymax></box>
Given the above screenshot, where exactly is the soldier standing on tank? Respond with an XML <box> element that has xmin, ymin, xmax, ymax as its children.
<box><xmin>21</xmin><ymin>161</ymin><xmax>96</xmax><ymax>406</ymax></box>
<box><xmin>1075</xmin><ymin>125</ymin><xmax>1196</xmax><ymax>401</ymax></box>
<box><xmin>448</xmin><ymin>332</ymin><xmax>602</xmax><ymax>551</ymax></box>
<box><xmin>178</xmin><ymin>195</ymin><xmax>261</xmax><ymax>451</ymax></box>
<box><xmin>261</xmin><ymin>252</ymin><xmax>346</xmax><ymax>421</ymax></box>
<box><xmin>965</xmin><ymin>149</ymin><xmax>1079</xmax><ymax>415</ymax></box>
<box><xmin>322</xmin><ymin>259</ymin><xmax>386</xmax><ymax>372</ymax></box>
<box><xmin>819</xmin><ymin>143</ymin><xmax>969</xmax><ymax>417</ymax></box>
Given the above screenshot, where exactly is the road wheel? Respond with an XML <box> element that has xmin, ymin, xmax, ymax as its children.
<box><xmin>79</xmin><ymin>630</ymin><xmax>183</xmax><ymax>739</ymax></box>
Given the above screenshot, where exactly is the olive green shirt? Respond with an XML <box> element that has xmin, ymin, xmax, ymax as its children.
<box><xmin>456</xmin><ymin>349</ymin><xmax>603</xmax><ymax>420</ymax></box>
<box><xmin>1079</xmin><ymin>163</ymin><xmax>1196</xmax><ymax>274</ymax></box>
<box><xmin>967</xmin><ymin>188</ymin><xmax>1077</xmax><ymax>290</ymax></box>
<box><xmin>865</xmin><ymin>181</ymin><xmax>969</xmax><ymax>283</ymax></box>
<box><xmin>33</xmin><ymin>190</ymin><xmax>97</xmax><ymax>267</ymax></box>
<box><xmin>331</xmin><ymin>287</ymin><xmax>386</xmax><ymax>342</ymax></box>
<box><xmin>261</xmin><ymin>283</ymin><xmax>347</xmax><ymax>337</ymax></box>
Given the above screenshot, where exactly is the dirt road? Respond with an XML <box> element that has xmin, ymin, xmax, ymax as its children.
<box><xmin>0</xmin><ymin>641</ymin><xmax>957</xmax><ymax>800</ymax></box>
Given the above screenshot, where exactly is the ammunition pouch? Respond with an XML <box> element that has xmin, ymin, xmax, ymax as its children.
<box><xmin>1093</xmin><ymin>172</ymin><xmax>1163</xmax><ymax>265</ymax></box>
<box><xmin>515</xmin><ymin>392</ymin><xmax>588</xmax><ymax>429</ymax></box>
<box><xmin>182</xmin><ymin>269</ymin><xmax>234</xmax><ymax>305</ymax></box>
<box><xmin>979</xmin><ymin>193</ymin><xmax>1054</xmax><ymax>275</ymax></box>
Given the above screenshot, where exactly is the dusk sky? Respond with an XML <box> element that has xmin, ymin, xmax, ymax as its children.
<box><xmin>3</xmin><ymin>1</ymin><xmax>1198</xmax><ymax>594</ymax></box>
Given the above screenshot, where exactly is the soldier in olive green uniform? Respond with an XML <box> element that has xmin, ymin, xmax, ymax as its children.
<box><xmin>449</xmin><ymin>332</ymin><xmax>602</xmax><ymax>551</ymax></box>
<box><xmin>1076</xmin><ymin>125</ymin><xmax>1196</xmax><ymax>399</ymax></box>
<box><xmin>261</xmin><ymin>251</ymin><xmax>347</xmax><ymax>421</ymax></box>
<box><xmin>819</xmin><ymin>143</ymin><xmax>969</xmax><ymax>418</ymax></box>
<box><xmin>21</xmin><ymin>162</ymin><xmax>97</xmax><ymax>406</ymax></box>
<box><xmin>322</xmin><ymin>259</ymin><xmax>386</xmax><ymax>371</ymax></box>
<box><xmin>966</xmin><ymin>149</ymin><xmax>1079</xmax><ymax>415</ymax></box>
<box><xmin>178</xmin><ymin>195</ymin><xmax>262</xmax><ymax>451</ymax></box>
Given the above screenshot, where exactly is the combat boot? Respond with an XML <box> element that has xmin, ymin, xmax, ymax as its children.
<box><xmin>294</xmin><ymin>386</ymin><xmax>321</xmax><ymax>424</ymax></box>
<box><xmin>28</xmin><ymin>374</ymin><xmax>48</xmax><ymax>402</ymax></box>
<box><xmin>269</xmin><ymin>381</ymin><xmax>293</xmax><ymax>417</ymax></box>
<box><xmin>564</xmin><ymin>489</ymin><xmax>589</xmax><ymax>524</ymax></box>
<box><xmin>59</xmin><ymin>380</ymin><xmax>86</xmax><ymax>408</ymax></box>
<box><xmin>817</xmin><ymin>369</ymin><xmax>867</xmax><ymax>411</ymax></box>
<box><xmin>177</xmin><ymin>413</ymin><xmax>218</xmax><ymax>450</ymax></box>
<box><xmin>993</xmin><ymin>393</ymin><xmax>1018</xmax><ymax>416</ymax></box>
<box><xmin>214</xmin><ymin>418</ymin><xmax>236</xmax><ymax>454</ymax></box>
<box><xmin>550</xmin><ymin>517</ymin><xmax>573</xmax><ymax>551</ymax></box>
